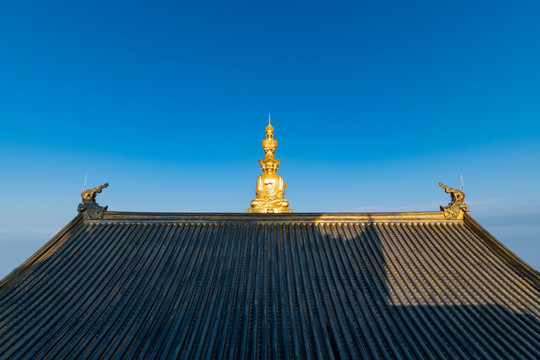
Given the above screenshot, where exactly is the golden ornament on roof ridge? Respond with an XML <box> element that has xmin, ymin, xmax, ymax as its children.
<box><xmin>247</xmin><ymin>114</ymin><xmax>292</xmax><ymax>213</ymax></box>
<box><xmin>439</xmin><ymin>182</ymin><xmax>469</xmax><ymax>219</ymax></box>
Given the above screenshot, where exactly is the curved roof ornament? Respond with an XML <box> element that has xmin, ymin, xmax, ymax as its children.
<box><xmin>78</xmin><ymin>183</ymin><xmax>109</xmax><ymax>220</ymax></box>
<box><xmin>439</xmin><ymin>182</ymin><xmax>469</xmax><ymax>219</ymax></box>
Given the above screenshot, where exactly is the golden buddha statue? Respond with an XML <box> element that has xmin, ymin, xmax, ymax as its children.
<box><xmin>247</xmin><ymin>115</ymin><xmax>292</xmax><ymax>213</ymax></box>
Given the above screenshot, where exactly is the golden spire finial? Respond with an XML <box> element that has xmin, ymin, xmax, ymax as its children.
<box><xmin>265</xmin><ymin>113</ymin><xmax>274</xmax><ymax>138</ymax></box>
<box><xmin>247</xmin><ymin>116</ymin><xmax>292</xmax><ymax>213</ymax></box>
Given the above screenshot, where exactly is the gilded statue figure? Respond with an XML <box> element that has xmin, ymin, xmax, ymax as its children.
<box><xmin>247</xmin><ymin>115</ymin><xmax>292</xmax><ymax>213</ymax></box>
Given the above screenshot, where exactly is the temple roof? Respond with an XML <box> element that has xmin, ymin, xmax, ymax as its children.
<box><xmin>0</xmin><ymin>211</ymin><xmax>538</xmax><ymax>359</ymax></box>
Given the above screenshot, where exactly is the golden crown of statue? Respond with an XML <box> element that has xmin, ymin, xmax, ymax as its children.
<box><xmin>259</xmin><ymin>114</ymin><xmax>280</xmax><ymax>172</ymax></box>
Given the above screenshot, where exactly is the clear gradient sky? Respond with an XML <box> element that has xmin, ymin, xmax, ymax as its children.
<box><xmin>1</xmin><ymin>1</ymin><xmax>539</xmax><ymax>277</ymax></box>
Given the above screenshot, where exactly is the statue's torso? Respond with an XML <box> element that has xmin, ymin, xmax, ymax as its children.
<box><xmin>257</xmin><ymin>173</ymin><xmax>284</xmax><ymax>199</ymax></box>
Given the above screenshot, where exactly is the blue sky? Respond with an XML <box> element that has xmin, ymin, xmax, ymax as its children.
<box><xmin>1</xmin><ymin>1</ymin><xmax>539</xmax><ymax>277</ymax></box>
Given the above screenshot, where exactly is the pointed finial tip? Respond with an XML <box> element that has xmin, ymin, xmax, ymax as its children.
<box><xmin>265</xmin><ymin>113</ymin><xmax>274</xmax><ymax>134</ymax></box>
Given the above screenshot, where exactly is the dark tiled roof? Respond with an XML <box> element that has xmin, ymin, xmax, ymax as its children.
<box><xmin>0</xmin><ymin>212</ymin><xmax>539</xmax><ymax>359</ymax></box>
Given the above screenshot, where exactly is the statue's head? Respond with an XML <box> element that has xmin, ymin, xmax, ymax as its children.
<box><xmin>259</xmin><ymin>158</ymin><xmax>280</xmax><ymax>174</ymax></box>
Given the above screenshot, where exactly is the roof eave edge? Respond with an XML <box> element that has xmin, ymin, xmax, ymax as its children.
<box><xmin>464</xmin><ymin>213</ymin><xmax>540</xmax><ymax>286</ymax></box>
<box><xmin>0</xmin><ymin>213</ymin><xmax>84</xmax><ymax>294</ymax></box>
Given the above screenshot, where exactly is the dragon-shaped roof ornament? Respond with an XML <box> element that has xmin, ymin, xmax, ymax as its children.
<box><xmin>78</xmin><ymin>183</ymin><xmax>109</xmax><ymax>220</ymax></box>
<box><xmin>439</xmin><ymin>182</ymin><xmax>469</xmax><ymax>219</ymax></box>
